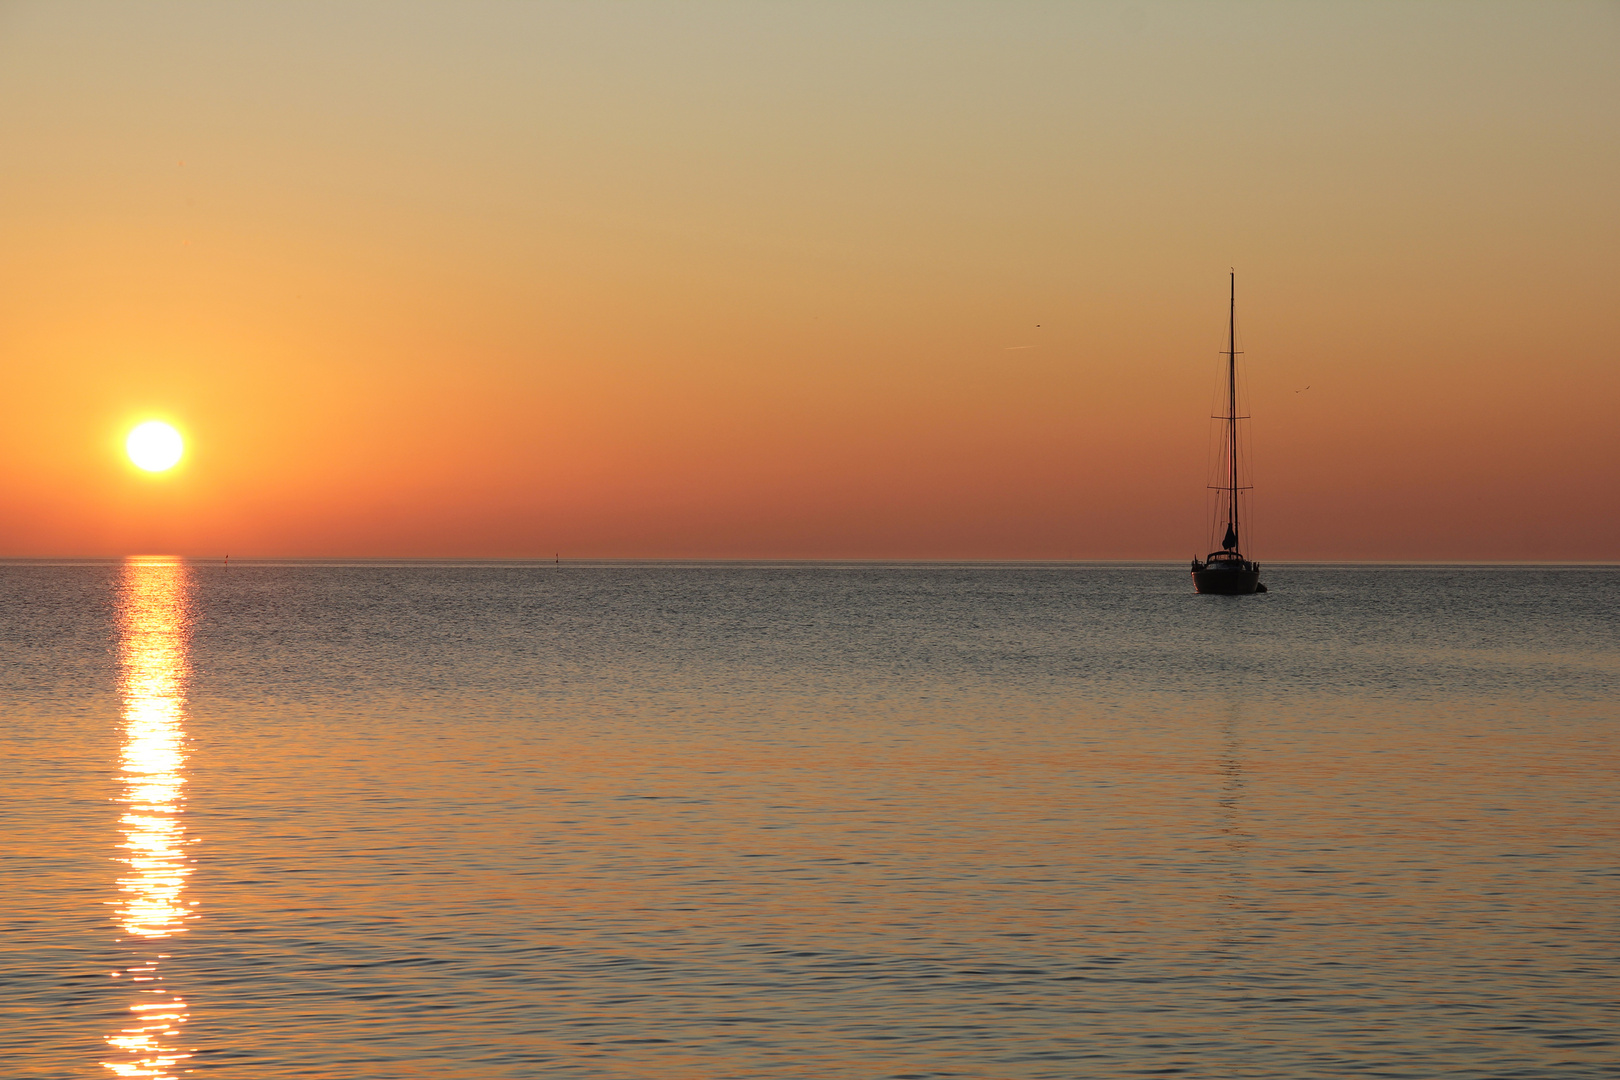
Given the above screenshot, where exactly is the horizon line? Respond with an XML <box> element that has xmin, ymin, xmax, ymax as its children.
<box><xmin>3</xmin><ymin>557</ymin><xmax>1616</xmax><ymax>569</ymax></box>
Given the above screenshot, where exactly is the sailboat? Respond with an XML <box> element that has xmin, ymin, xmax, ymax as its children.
<box><xmin>1192</xmin><ymin>272</ymin><xmax>1266</xmax><ymax>595</ymax></box>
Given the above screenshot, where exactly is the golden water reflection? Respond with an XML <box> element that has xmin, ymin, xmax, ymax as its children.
<box><xmin>104</xmin><ymin>557</ymin><xmax>196</xmax><ymax>1079</ymax></box>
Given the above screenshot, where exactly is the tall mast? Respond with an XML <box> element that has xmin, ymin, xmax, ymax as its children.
<box><xmin>1227</xmin><ymin>271</ymin><xmax>1238</xmax><ymax>550</ymax></box>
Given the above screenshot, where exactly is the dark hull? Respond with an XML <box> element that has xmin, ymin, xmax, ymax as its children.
<box><xmin>1193</xmin><ymin>568</ymin><xmax>1261</xmax><ymax>595</ymax></box>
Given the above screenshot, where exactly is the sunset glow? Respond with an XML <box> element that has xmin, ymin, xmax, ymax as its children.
<box><xmin>0</xmin><ymin>7</ymin><xmax>1612</xmax><ymax>1077</ymax></box>
<box><xmin>125</xmin><ymin>423</ymin><xmax>184</xmax><ymax>474</ymax></box>
<box><xmin>0</xmin><ymin>4</ymin><xmax>1612</xmax><ymax>560</ymax></box>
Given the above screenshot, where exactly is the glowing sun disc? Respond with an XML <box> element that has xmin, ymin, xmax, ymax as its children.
<box><xmin>127</xmin><ymin>422</ymin><xmax>184</xmax><ymax>472</ymax></box>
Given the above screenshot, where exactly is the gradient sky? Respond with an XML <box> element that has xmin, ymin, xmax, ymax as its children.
<box><xmin>1</xmin><ymin>1</ymin><xmax>1615</xmax><ymax>559</ymax></box>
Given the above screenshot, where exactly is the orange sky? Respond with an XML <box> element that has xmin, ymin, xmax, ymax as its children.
<box><xmin>0</xmin><ymin>2</ymin><xmax>1615</xmax><ymax>559</ymax></box>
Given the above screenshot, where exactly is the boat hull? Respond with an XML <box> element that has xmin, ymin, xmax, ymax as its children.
<box><xmin>1193</xmin><ymin>568</ymin><xmax>1261</xmax><ymax>595</ymax></box>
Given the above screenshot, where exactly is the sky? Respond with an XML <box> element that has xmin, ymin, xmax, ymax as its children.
<box><xmin>0</xmin><ymin>1</ymin><xmax>1615</xmax><ymax>560</ymax></box>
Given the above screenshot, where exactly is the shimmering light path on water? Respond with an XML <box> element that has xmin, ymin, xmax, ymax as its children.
<box><xmin>0</xmin><ymin>563</ymin><xmax>1615</xmax><ymax>1078</ymax></box>
<box><xmin>104</xmin><ymin>558</ymin><xmax>195</xmax><ymax>1078</ymax></box>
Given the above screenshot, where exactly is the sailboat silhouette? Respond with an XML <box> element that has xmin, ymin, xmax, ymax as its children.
<box><xmin>1192</xmin><ymin>273</ymin><xmax>1266</xmax><ymax>595</ymax></box>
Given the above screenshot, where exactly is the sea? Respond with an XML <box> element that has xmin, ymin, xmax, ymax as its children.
<box><xmin>1</xmin><ymin>560</ymin><xmax>1615</xmax><ymax>1079</ymax></box>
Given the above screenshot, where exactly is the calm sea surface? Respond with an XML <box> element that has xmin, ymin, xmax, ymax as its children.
<box><xmin>1</xmin><ymin>561</ymin><xmax>1615</xmax><ymax>1079</ymax></box>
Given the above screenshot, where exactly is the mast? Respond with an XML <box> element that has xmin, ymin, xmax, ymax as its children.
<box><xmin>1226</xmin><ymin>271</ymin><xmax>1238</xmax><ymax>552</ymax></box>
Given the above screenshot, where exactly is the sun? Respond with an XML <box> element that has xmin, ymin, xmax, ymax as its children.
<box><xmin>127</xmin><ymin>421</ymin><xmax>185</xmax><ymax>472</ymax></box>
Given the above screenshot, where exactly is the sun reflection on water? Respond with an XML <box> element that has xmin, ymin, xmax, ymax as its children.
<box><xmin>104</xmin><ymin>557</ymin><xmax>196</xmax><ymax>1079</ymax></box>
